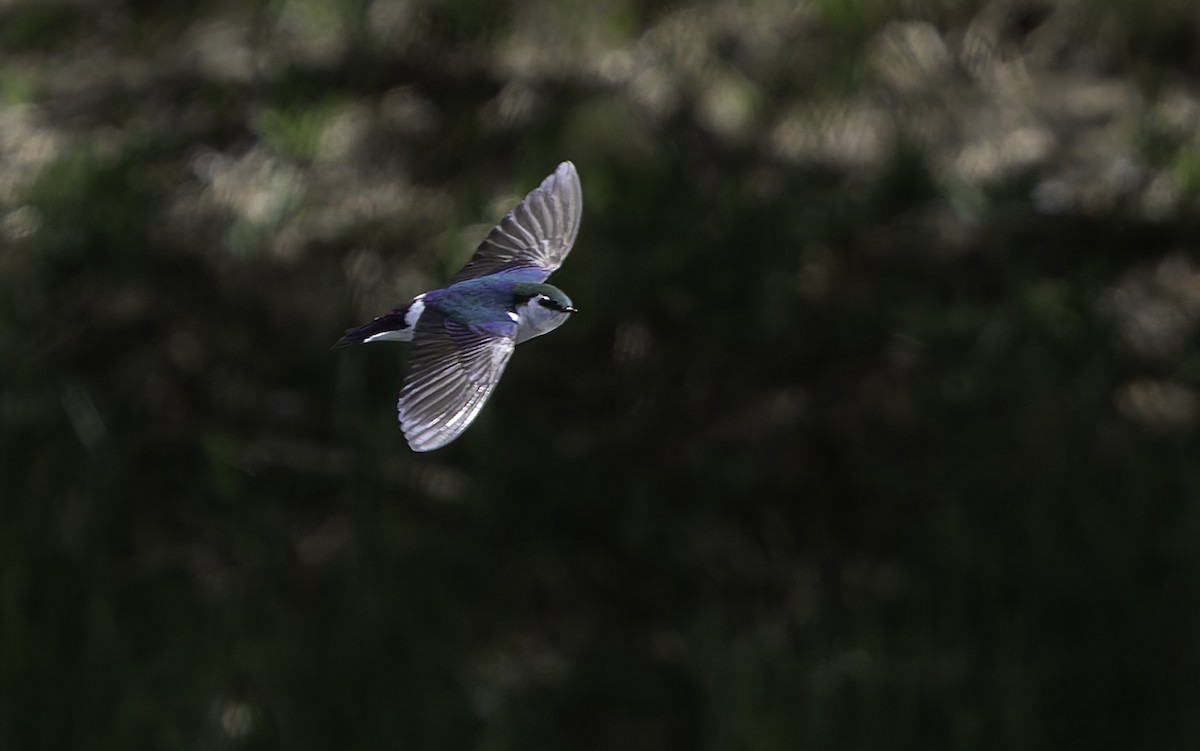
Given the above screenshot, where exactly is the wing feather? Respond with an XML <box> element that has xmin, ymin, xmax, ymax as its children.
<box><xmin>398</xmin><ymin>309</ymin><xmax>516</xmax><ymax>451</ymax></box>
<box><xmin>449</xmin><ymin>161</ymin><xmax>582</xmax><ymax>283</ymax></box>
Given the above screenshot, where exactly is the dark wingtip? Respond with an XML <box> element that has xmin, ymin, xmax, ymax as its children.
<box><xmin>331</xmin><ymin>324</ymin><xmax>373</xmax><ymax>349</ymax></box>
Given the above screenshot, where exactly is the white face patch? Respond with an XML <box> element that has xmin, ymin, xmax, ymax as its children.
<box><xmin>514</xmin><ymin>297</ymin><xmax>570</xmax><ymax>344</ymax></box>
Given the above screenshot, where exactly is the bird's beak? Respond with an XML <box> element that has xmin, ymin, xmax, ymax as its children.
<box><xmin>565</xmin><ymin>306</ymin><xmax>579</xmax><ymax>314</ymax></box>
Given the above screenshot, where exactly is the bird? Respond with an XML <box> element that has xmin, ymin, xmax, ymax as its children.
<box><xmin>335</xmin><ymin>161</ymin><xmax>582</xmax><ymax>452</ymax></box>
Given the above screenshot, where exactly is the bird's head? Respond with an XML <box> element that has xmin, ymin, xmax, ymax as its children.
<box><xmin>513</xmin><ymin>283</ymin><xmax>577</xmax><ymax>344</ymax></box>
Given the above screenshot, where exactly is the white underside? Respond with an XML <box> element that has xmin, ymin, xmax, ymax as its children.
<box><xmin>363</xmin><ymin>329</ymin><xmax>413</xmax><ymax>343</ymax></box>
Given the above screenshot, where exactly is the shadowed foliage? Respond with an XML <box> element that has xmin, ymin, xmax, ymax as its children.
<box><xmin>3</xmin><ymin>0</ymin><xmax>1200</xmax><ymax>749</ymax></box>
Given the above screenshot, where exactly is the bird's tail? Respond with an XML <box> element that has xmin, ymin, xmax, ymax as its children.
<box><xmin>333</xmin><ymin>300</ymin><xmax>422</xmax><ymax>348</ymax></box>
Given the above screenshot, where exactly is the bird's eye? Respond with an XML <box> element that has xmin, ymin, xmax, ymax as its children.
<box><xmin>537</xmin><ymin>296</ymin><xmax>567</xmax><ymax>312</ymax></box>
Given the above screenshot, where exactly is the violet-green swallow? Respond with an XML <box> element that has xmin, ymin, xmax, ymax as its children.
<box><xmin>335</xmin><ymin>161</ymin><xmax>581</xmax><ymax>451</ymax></box>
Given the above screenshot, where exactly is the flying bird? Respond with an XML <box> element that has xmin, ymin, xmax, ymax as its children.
<box><xmin>335</xmin><ymin>162</ymin><xmax>582</xmax><ymax>451</ymax></box>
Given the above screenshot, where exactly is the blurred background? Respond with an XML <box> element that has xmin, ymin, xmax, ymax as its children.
<box><xmin>3</xmin><ymin>0</ymin><xmax>1200</xmax><ymax>748</ymax></box>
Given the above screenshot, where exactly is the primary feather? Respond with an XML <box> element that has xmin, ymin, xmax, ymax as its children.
<box><xmin>449</xmin><ymin>161</ymin><xmax>582</xmax><ymax>283</ymax></box>
<box><xmin>398</xmin><ymin>309</ymin><xmax>516</xmax><ymax>451</ymax></box>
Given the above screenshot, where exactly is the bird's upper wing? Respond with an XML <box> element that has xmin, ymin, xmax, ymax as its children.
<box><xmin>398</xmin><ymin>308</ymin><xmax>517</xmax><ymax>452</ymax></box>
<box><xmin>449</xmin><ymin>161</ymin><xmax>582</xmax><ymax>284</ymax></box>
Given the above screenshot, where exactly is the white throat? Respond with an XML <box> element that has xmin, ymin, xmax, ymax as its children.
<box><xmin>513</xmin><ymin>299</ymin><xmax>570</xmax><ymax>344</ymax></box>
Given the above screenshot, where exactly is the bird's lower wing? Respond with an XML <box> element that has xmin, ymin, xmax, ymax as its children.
<box><xmin>398</xmin><ymin>309</ymin><xmax>517</xmax><ymax>451</ymax></box>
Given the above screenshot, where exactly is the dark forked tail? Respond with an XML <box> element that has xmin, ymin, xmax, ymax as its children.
<box><xmin>333</xmin><ymin>299</ymin><xmax>421</xmax><ymax>348</ymax></box>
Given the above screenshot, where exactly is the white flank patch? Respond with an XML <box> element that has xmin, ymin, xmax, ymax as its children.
<box><xmin>405</xmin><ymin>295</ymin><xmax>426</xmax><ymax>329</ymax></box>
<box><xmin>363</xmin><ymin>295</ymin><xmax>425</xmax><ymax>343</ymax></box>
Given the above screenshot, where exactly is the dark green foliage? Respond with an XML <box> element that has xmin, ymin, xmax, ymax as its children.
<box><xmin>2</xmin><ymin>1</ymin><xmax>1200</xmax><ymax>749</ymax></box>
